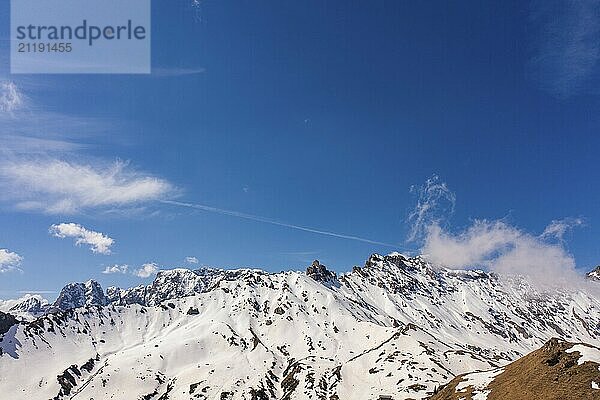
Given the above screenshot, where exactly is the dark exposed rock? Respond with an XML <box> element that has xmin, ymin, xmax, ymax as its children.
<box><xmin>249</xmin><ymin>387</ymin><xmax>270</xmax><ymax>400</ymax></box>
<box><xmin>189</xmin><ymin>381</ymin><xmax>202</xmax><ymax>394</ymax></box>
<box><xmin>274</xmin><ymin>307</ymin><xmax>285</xmax><ymax>315</ymax></box>
<box><xmin>220</xmin><ymin>392</ymin><xmax>233</xmax><ymax>400</ymax></box>
<box><xmin>187</xmin><ymin>307</ymin><xmax>199</xmax><ymax>315</ymax></box>
<box><xmin>0</xmin><ymin>311</ymin><xmax>18</xmax><ymax>335</ymax></box>
<box><xmin>305</xmin><ymin>260</ymin><xmax>337</xmax><ymax>285</ymax></box>
<box><xmin>54</xmin><ymin>365</ymin><xmax>81</xmax><ymax>399</ymax></box>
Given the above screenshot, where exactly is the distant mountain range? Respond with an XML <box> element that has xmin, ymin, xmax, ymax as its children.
<box><xmin>0</xmin><ymin>253</ymin><xmax>599</xmax><ymax>399</ymax></box>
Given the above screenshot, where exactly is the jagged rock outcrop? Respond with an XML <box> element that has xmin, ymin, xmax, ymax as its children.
<box><xmin>305</xmin><ymin>260</ymin><xmax>337</xmax><ymax>285</ymax></box>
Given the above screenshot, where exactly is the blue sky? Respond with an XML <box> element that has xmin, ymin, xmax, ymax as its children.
<box><xmin>1</xmin><ymin>1</ymin><xmax>600</xmax><ymax>299</ymax></box>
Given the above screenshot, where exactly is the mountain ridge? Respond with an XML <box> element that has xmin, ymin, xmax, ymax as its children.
<box><xmin>0</xmin><ymin>253</ymin><xmax>599</xmax><ymax>399</ymax></box>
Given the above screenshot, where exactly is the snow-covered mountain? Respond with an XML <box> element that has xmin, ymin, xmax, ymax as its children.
<box><xmin>53</xmin><ymin>279</ymin><xmax>108</xmax><ymax>310</ymax></box>
<box><xmin>0</xmin><ymin>253</ymin><xmax>599</xmax><ymax>399</ymax></box>
<box><xmin>587</xmin><ymin>266</ymin><xmax>600</xmax><ymax>282</ymax></box>
<box><xmin>0</xmin><ymin>294</ymin><xmax>50</xmax><ymax>321</ymax></box>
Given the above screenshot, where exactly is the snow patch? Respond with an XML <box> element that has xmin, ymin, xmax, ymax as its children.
<box><xmin>566</xmin><ymin>344</ymin><xmax>600</xmax><ymax>365</ymax></box>
<box><xmin>455</xmin><ymin>368</ymin><xmax>504</xmax><ymax>400</ymax></box>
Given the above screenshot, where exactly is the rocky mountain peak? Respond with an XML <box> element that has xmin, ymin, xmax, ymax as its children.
<box><xmin>106</xmin><ymin>267</ymin><xmax>232</xmax><ymax>307</ymax></box>
<box><xmin>305</xmin><ymin>260</ymin><xmax>337</xmax><ymax>284</ymax></box>
<box><xmin>363</xmin><ymin>252</ymin><xmax>414</xmax><ymax>270</ymax></box>
<box><xmin>586</xmin><ymin>266</ymin><xmax>600</xmax><ymax>281</ymax></box>
<box><xmin>364</xmin><ymin>253</ymin><xmax>385</xmax><ymax>268</ymax></box>
<box><xmin>53</xmin><ymin>280</ymin><xmax>108</xmax><ymax>311</ymax></box>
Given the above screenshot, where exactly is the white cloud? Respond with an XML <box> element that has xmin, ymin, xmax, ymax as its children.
<box><xmin>185</xmin><ymin>256</ymin><xmax>199</xmax><ymax>264</ymax></box>
<box><xmin>0</xmin><ymin>159</ymin><xmax>175</xmax><ymax>214</ymax></box>
<box><xmin>407</xmin><ymin>175</ymin><xmax>456</xmax><ymax>242</ymax></box>
<box><xmin>423</xmin><ymin>221</ymin><xmax>518</xmax><ymax>268</ymax></box>
<box><xmin>541</xmin><ymin>217</ymin><xmax>584</xmax><ymax>241</ymax></box>
<box><xmin>422</xmin><ymin>219</ymin><xmax>581</xmax><ymax>287</ymax></box>
<box><xmin>0</xmin><ymin>81</ymin><xmax>24</xmax><ymax>114</ymax></box>
<box><xmin>407</xmin><ymin>176</ymin><xmax>584</xmax><ymax>287</ymax></box>
<box><xmin>133</xmin><ymin>262</ymin><xmax>159</xmax><ymax>278</ymax></box>
<box><xmin>50</xmin><ymin>223</ymin><xmax>114</xmax><ymax>255</ymax></box>
<box><xmin>102</xmin><ymin>264</ymin><xmax>128</xmax><ymax>274</ymax></box>
<box><xmin>0</xmin><ymin>249</ymin><xmax>23</xmax><ymax>273</ymax></box>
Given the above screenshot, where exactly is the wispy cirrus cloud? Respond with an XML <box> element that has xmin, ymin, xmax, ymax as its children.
<box><xmin>529</xmin><ymin>0</ymin><xmax>600</xmax><ymax>98</ymax></box>
<box><xmin>541</xmin><ymin>217</ymin><xmax>585</xmax><ymax>241</ymax></box>
<box><xmin>0</xmin><ymin>158</ymin><xmax>176</xmax><ymax>214</ymax></box>
<box><xmin>1</xmin><ymin>135</ymin><xmax>85</xmax><ymax>155</ymax></box>
<box><xmin>49</xmin><ymin>223</ymin><xmax>114</xmax><ymax>254</ymax></box>
<box><xmin>406</xmin><ymin>175</ymin><xmax>456</xmax><ymax>243</ymax></box>
<box><xmin>185</xmin><ymin>256</ymin><xmax>199</xmax><ymax>264</ymax></box>
<box><xmin>0</xmin><ymin>248</ymin><xmax>23</xmax><ymax>273</ymax></box>
<box><xmin>0</xmin><ymin>80</ymin><xmax>105</xmax><ymax>154</ymax></box>
<box><xmin>0</xmin><ymin>81</ymin><xmax>175</xmax><ymax>216</ymax></box>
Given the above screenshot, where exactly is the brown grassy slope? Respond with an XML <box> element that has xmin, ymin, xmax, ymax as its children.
<box><xmin>430</xmin><ymin>338</ymin><xmax>600</xmax><ymax>400</ymax></box>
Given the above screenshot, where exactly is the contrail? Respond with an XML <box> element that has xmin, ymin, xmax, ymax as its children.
<box><xmin>160</xmin><ymin>199</ymin><xmax>397</xmax><ymax>248</ymax></box>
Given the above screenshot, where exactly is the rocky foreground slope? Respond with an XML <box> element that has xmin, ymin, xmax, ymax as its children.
<box><xmin>430</xmin><ymin>338</ymin><xmax>600</xmax><ymax>400</ymax></box>
<box><xmin>0</xmin><ymin>253</ymin><xmax>599</xmax><ymax>399</ymax></box>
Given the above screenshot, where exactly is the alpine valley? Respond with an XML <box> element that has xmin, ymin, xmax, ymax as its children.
<box><xmin>1</xmin><ymin>253</ymin><xmax>599</xmax><ymax>400</ymax></box>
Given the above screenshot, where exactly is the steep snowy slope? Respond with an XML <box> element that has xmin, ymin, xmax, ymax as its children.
<box><xmin>0</xmin><ymin>253</ymin><xmax>598</xmax><ymax>400</ymax></box>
